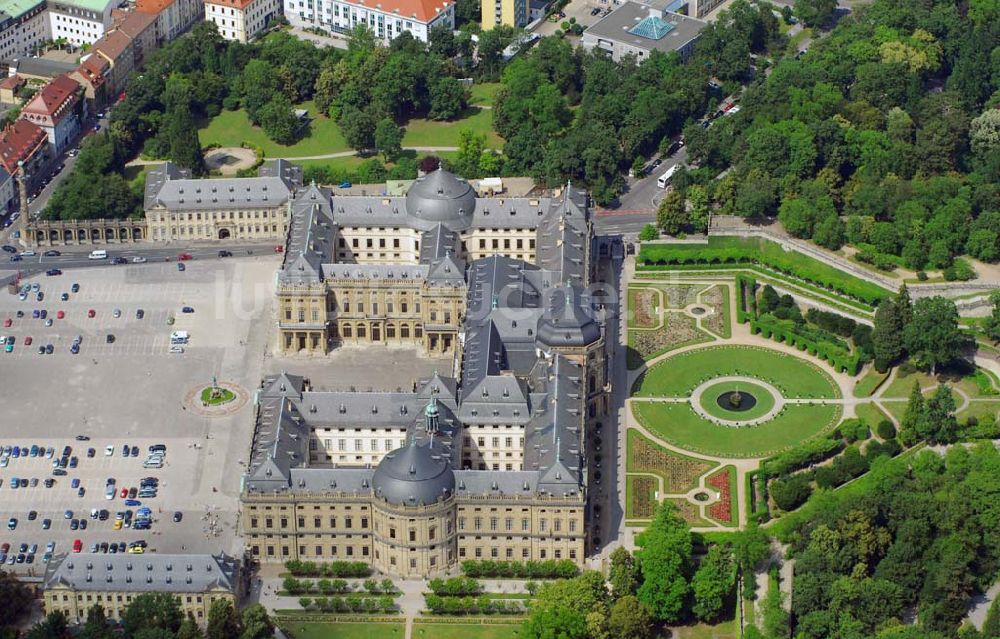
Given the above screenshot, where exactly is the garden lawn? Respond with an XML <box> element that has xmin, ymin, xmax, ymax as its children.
<box><xmin>281</xmin><ymin>622</ymin><xmax>404</xmax><ymax>639</ymax></box>
<box><xmin>633</xmin><ymin>345</ymin><xmax>840</xmax><ymax>399</ymax></box>
<box><xmin>854</xmin><ymin>402</ymin><xmax>890</xmax><ymax>428</ymax></box>
<box><xmin>411</xmin><ymin>622</ymin><xmax>523</xmax><ymax>639</ymax></box>
<box><xmin>882</xmin><ymin>364</ymin><xmax>998</xmax><ymax>400</ymax></box>
<box><xmin>199</xmin><ymin>101</ymin><xmax>350</xmax><ymax>158</ymax></box>
<box><xmin>698</xmin><ymin>380</ymin><xmax>776</xmax><ymax>420</ymax></box>
<box><xmin>671</xmin><ymin>618</ymin><xmax>739</xmax><ymax>639</ymax></box>
<box><xmin>853</xmin><ymin>368</ymin><xmax>889</xmax><ymax>398</ymax></box>
<box><xmin>403</xmin><ymin>108</ymin><xmax>503</xmax><ymax>147</ymax></box>
<box><xmin>632</xmin><ymin>401</ymin><xmax>841</xmax><ymax>457</ymax></box>
<box><xmin>469</xmin><ymin>82</ymin><xmax>502</xmax><ymax>107</ymax></box>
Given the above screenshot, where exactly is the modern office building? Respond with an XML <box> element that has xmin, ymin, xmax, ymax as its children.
<box><xmin>581</xmin><ymin>0</ymin><xmax>705</xmax><ymax>62</ymax></box>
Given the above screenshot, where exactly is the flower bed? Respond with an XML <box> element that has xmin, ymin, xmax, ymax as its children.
<box><xmin>630</xmin><ymin>313</ymin><xmax>710</xmax><ymax>360</ymax></box>
<box><xmin>706</xmin><ymin>468</ymin><xmax>733</xmax><ymax>524</ymax></box>
<box><xmin>628</xmin><ymin>475</ymin><xmax>657</xmax><ymax>519</ymax></box>
<box><xmin>632</xmin><ymin>288</ymin><xmax>658</xmax><ymax>328</ymax></box>
<box><xmin>628</xmin><ymin>430</ymin><xmax>716</xmax><ymax>492</ymax></box>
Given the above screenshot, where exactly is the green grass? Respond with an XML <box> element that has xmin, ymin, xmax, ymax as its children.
<box><xmin>854</xmin><ymin>402</ymin><xmax>890</xmax><ymax>428</ymax></box>
<box><xmin>411</xmin><ymin>622</ymin><xmax>524</xmax><ymax>639</ymax></box>
<box><xmin>670</xmin><ymin>618</ymin><xmax>739</xmax><ymax>639</ymax></box>
<box><xmin>469</xmin><ymin>82</ymin><xmax>502</xmax><ymax>107</ymax></box>
<box><xmin>697</xmin><ymin>381</ymin><xmax>776</xmax><ymax>420</ymax></box>
<box><xmin>200</xmin><ymin>387</ymin><xmax>235</xmax><ymax>405</ymax></box>
<box><xmin>402</xmin><ymin>108</ymin><xmax>502</xmax><ymax>148</ymax></box>
<box><xmin>853</xmin><ymin>368</ymin><xmax>889</xmax><ymax>398</ymax></box>
<box><xmin>199</xmin><ymin>101</ymin><xmax>350</xmax><ymax>158</ymax></box>
<box><xmin>633</xmin><ymin>345</ymin><xmax>840</xmax><ymax>399</ymax></box>
<box><xmin>638</xmin><ymin>237</ymin><xmax>889</xmax><ymax>305</ymax></box>
<box><xmin>882</xmin><ymin>364</ymin><xmax>994</xmax><ymax>400</ymax></box>
<box><xmin>281</xmin><ymin>622</ymin><xmax>405</xmax><ymax>639</ymax></box>
<box><xmin>632</xmin><ymin>401</ymin><xmax>842</xmax><ymax>458</ymax></box>
<box><xmin>124</xmin><ymin>164</ymin><xmax>152</xmax><ymax>188</ymax></box>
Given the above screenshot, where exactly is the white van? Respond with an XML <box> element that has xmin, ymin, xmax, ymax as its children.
<box><xmin>88</xmin><ymin>249</ymin><xmax>108</xmax><ymax>260</ymax></box>
<box><xmin>169</xmin><ymin>331</ymin><xmax>189</xmax><ymax>344</ymax></box>
<box><xmin>657</xmin><ymin>164</ymin><xmax>680</xmax><ymax>189</ymax></box>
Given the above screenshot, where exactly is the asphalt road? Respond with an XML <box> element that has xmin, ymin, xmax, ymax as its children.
<box><xmin>0</xmin><ymin>242</ymin><xmax>282</xmax><ymax>283</ymax></box>
<box><xmin>595</xmin><ymin>146</ymin><xmax>690</xmax><ymax>237</ymax></box>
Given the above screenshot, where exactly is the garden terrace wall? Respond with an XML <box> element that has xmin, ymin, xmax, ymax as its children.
<box><xmin>638</xmin><ymin>237</ymin><xmax>889</xmax><ymax>305</ymax></box>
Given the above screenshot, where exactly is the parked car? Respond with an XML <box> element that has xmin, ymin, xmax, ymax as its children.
<box><xmin>45</xmin><ymin>269</ymin><xmax>62</xmax><ymax>276</ymax></box>
<box><xmin>177</xmin><ymin>263</ymin><xmax>185</xmax><ymax>271</ymax></box>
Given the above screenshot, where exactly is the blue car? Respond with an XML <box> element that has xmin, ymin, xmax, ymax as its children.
<box><xmin>10</xmin><ymin>476</ymin><xmax>18</xmax><ymax>489</ymax></box>
<box><xmin>11</xmin><ymin>446</ymin><xmax>19</xmax><ymax>458</ymax></box>
<box><xmin>71</xmin><ymin>478</ymin><xmax>80</xmax><ymax>488</ymax></box>
<box><xmin>124</xmin><ymin>499</ymin><xmax>141</xmax><ymax>507</ymax></box>
<box><xmin>31</xmin><ymin>310</ymin><xmax>39</xmax><ymax>319</ymax></box>
<box><xmin>70</xmin><ymin>343</ymin><xmax>79</xmax><ymax>354</ymax></box>
<box><xmin>338</xmin><ymin>181</ymin><xmax>352</xmax><ymax>188</ymax></box>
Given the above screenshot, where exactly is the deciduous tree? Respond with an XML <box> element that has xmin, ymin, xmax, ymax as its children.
<box><xmin>635</xmin><ymin>502</ymin><xmax>692</xmax><ymax>622</ymax></box>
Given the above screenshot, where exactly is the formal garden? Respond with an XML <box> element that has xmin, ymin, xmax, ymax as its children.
<box><xmin>626</xmin><ymin>283</ymin><xmax>732</xmax><ymax>369</ymax></box>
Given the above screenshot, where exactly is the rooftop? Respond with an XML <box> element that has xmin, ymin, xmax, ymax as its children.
<box><xmin>43</xmin><ymin>553</ymin><xmax>240</xmax><ymax>594</ymax></box>
<box><xmin>10</xmin><ymin>58</ymin><xmax>77</xmax><ymax>80</ymax></box>
<box><xmin>0</xmin><ymin>118</ymin><xmax>46</xmax><ymax>173</ymax></box>
<box><xmin>92</xmin><ymin>29</ymin><xmax>133</xmax><ymax>62</ymax></box>
<box><xmin>349</xmin><ymin>0</ymin><xmax>453</xmax><ymax>22</ymax></box>
<box><xmin>583</xmin><ymin>4</ymin><xmax>705</xmax><ymax>53</ymax></box>
<box><xmin>54</xmin><ymin>0</ymin><xmax>117</xmax><ymax>11</ymax></box>
<box><xmin>0</xmin><ymin>0</ymin><xmax>43</xmax><ymax>20</ymax></box>
<box><xmin>21</xmin><ymin>74</ymin><xmax>81</xmax><ymax>118</ymax></box>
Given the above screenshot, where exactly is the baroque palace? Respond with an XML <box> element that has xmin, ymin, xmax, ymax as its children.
<box><xmin>240</xmin><ymin>167</ymin><xmax>608</xmax><ymax>577</ymax></box>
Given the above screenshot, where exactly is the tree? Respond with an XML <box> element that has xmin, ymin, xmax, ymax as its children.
<box><xmin>523</xmin><ymin>572</ymin><xmax>609</xmax><ymax>639</ymax></box>
<box><xmin>983</xmin><ymin>291</ymin><xmax>1000</xmax><ymax>342</ymax></box>
<box><xmin>166</xmin><ymin>106</ymin><xmax>205</xmax><ymax>175</ymax></box>
<box><xmin>206</xmin><ymin>599</ymin><xmax>240</xmax><ymax>639</ymax></box>
<box><xmin>429</xmin><ymin>77</ymin><xmax>469</xmax><ymax>120</ymax></box>
<box><xmin>122</xmin><ymin>593</ymin><xmax>183</xmax><ymax>637</ymax></box>
<box><xmin>374</xmin><ymin>118</ymin><xmax>404</xmax><ymax>162</ymax></box>
<box><xmin>24</xmin><ymin>612</ymin><xmax>68</xmax><ymax>639</ymax></box>
<box><xmin>769</xmin><ymin>474</ymin><xmax>812</xmax><ymax>511</ymax></box>
<box><xmin>79</xmin><ymin>605</ymin><xmax>113</xmax><ymax>639</ymax></box>
<box><xmin>177</xmin><ymin>615</ymin><xmax>204</xmax><ymax>639</ymax></box>
<box><xmin>922</xmin><ymin>385</ymin><xmax>959</xmax><ymax>444</ymax></box>
<box><xmin>904</xmin><ymin>297</ymin><xmax>964</xmax><ymax>373</ymax></box>
<box><xmin>608</xmin><ymin>547</ymin><xmax>640</xmax><ymax>598</ymax></box>
<box><xmin>982</xmin><ymin>595</ymin><xmax>1000</xmax><ymax>639</ymax></box>
<box><xmin>692</xmin><ymin>544</ymin><xmax>737</xmax><ymax>621</ymax></box>
<box><xmin>239</xmin><ymin>604</ymin><xmax>273</xmax><ymax>639</ymax></box>
<box><xmin>896</xmin><ymin>284</ymin><xmax>913</xmax><ymax>327</ymax></box>
<box><xmin>635</xmin><ymin>502</ymin><xmax>692</xmax><ymax>622</ymax></box>
<box><xmin>453</xmin><ymin>130</ymin><xmax>488</xmax><ymax>179</ymax></box>
<box><xmin>608</xmin><ymin>595</ymin><xmax>653</xmax><ymax>639</ymax></box>
<box><xmin>0</xmin><ymin>570</ymin><xmax>33</xmax><ymax>631</ymax></box>
<box><xmin>638</xmin><ymin>224</ymin><xmax>659</xmax><ymax>242</ymax></box>
<box><xmin>258</xmin><ymin>94</ymin><xmax>300</xmax><ymax>145</ymax></box>
<box><xmin>900</xmin><ymin>381</ymin><xmax>926</xmax><ymax>446</ymax></box>
<box><xmin>688</xmin><ymin>185</ymin><xmax>711</xmax><ymax>234</ymax></box>
<box><xmin>872</xmin><ymin>299</ymin><xmax>904</xmax><ymax>371</ymax></box>
<box><xmin>656</xmin><ymin>190</ymin><xmax>687</xmax><ymax>235</ymax></box>
<box><xmin>339</xmin><ymin>106</ymin><xmax>378</xmax><ymax>152</ymax></box>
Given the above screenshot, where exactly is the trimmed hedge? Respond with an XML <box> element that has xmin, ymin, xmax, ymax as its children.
<box><xmin>736</xmin><ymin>274</ymin><xmax>757</xmax><ymax>323</ymax></box>
<box><xmin>284</xmin><ymin>561</ymin><xmax>371</xmax><ymax>578</ymax></box>
<box><xmin>750</xmin><ymin>316</ymin><xmax>861</xmax><ymax>375</ymax></box>
<box><xmin>429</xmin><ymin>577</ymin><xmax>482</xmax><ymax>597</ymax></box>
<box><xmin>638</xmin><ymin>237</ymin><xmax>888</xmax><ymax>305</ymax></box>
<box><xmin>461</xmin><ymin>559</ymin><xmax>578</xmax><ymax>579</ymax></box>
<box><xmin>299</xmin><ymin>596</ymin><xmax>395</xmax><ymax>613</ymax></box>
<box><xmin>761</xmin><ymin>436</ymin><xmax>844</xmax><ymax>479</ymax></box>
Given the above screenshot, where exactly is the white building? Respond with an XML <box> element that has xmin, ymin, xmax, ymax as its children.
<box><xmin>0</xmin><ymin>0</ymin><xmax>51</xmax><ymax>62</ymax></box>
<box><xmin>205</xmin><ymin>0</ymin><xmax>280</xmax><ymax>42</ymax></box>
<box><xmin>283</xmin><ymin>0</ymin><xmax>454</xmax><ymax>43</ymax></box>
<box><xmin>47</xmin><ymin>0</ymin><xmax>116</xmax><ymax>46</ymax></box>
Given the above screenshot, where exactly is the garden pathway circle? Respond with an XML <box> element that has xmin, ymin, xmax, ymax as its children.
<box><xmin>689</xmin><ymin>376</ymin><xmax>784</xmax><ymax>427</ymax></box>
<box><xmin>184</xmin><ymin>382</ymin><xmax>249</xmax><ymax>417</ymax></box>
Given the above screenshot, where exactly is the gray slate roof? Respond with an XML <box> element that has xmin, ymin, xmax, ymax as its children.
<box><xmin>43</xmin><ymin>553</ymin><xmax>239</xmax><ymax>594</ymax></box>
<box><xmin>372</xmin><ymin>439</ymin><xmax>456</xmax><ymax>506</ymax></box>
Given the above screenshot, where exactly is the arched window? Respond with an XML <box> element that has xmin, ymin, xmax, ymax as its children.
<box><xmin>414</xmin><ymin>324</ymin><xmax>423</xmax><ymax>339</ymax></box>
<box><xmin>342</xmin><ymin>324</ymin><xmax>352</xmax><ymax>338</ymax></box>
<box><xmin>400</xmin><ymin>324</ymin><xmax>410</xmax><ymax>339</ymax></box>
<box><xmin>386</xmin><ymin>324</ymin><xmax>396</xmax><ymax>339</ymax></box>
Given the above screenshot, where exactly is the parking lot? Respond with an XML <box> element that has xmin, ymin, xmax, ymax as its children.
<box><xmin>0</xmin><ymin>255</ymin><xmax>279</xmax><ymax>575</ymax></box>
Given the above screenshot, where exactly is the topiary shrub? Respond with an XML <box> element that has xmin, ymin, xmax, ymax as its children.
<box><xmin>876</xmin><ymin>420</ymin><xmax>896</xmax><ymax>440</ymax></box>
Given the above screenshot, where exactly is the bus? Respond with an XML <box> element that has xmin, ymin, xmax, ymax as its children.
<box><xmin>657</xmin><ymin>164</ymin><xmax>680</xmax><ymax>189</ymax></box>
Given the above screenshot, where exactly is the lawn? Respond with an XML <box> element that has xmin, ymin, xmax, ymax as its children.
<box><xmin>853</xmin><ymin>367</ymin><xmax>889</xmax><ymax>398</ymax></box>
<box><xmin>881</xmin><ymin>363</ymin><xmax>995</xmax><ymax>400</ymax></box>
<box><xmin>124</xmin><ymin>164</ymin><xmax>152</xmax><ymax>189</ymax></box>
<box><xmin>469</xmin><ymin>82</ymin><xmax>502</xmax><ymax>107</ymax></box>
<box><xmin>200</xmin><ymin>387</ymin><xmax>235</xmax><ymax>405</ymax></box>
<box><xmin>670</xmin><ymin>618</ymin><xmax>739</xmax><ymax>639</ymax></box>
<box><xmin>199</xmin><ymin>101</ymin><xmax>350</xmax><ymax>158</ymax></box>
<box><xmin>402</xmin><ymin>107</ymin><xmax>503</xmax><ymax>148</ymax></box>
<box><xmin>854</xmin><ymin>402</ymin><xmax>890</xmax><ymax>428</ymax></box>
<box><xmin>698</xmin><ymin>380</ymin><xmax>776</xmax><ymax>421</ymax></box>
<box><xmin>633</xmin><ymin>345</ymin><xmax>840</xmax><ymax>399</ymax></box>
<box><xmin>281</xmin><ymin>622</ymin><xmax>405</xmax><ymax>639</ymax></box>
<box><xmin>412</xmin><ymin>622</ymin><xmax>524</xmax><ymax>639</ymax></box>
<box><xmin>632</xmin><ymin>401</ymin><xmax>842</xmax><ymax>458</ymax></box>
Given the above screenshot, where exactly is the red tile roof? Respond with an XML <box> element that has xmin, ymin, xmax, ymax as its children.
<box><xmin>74</xmin><ymin>56</ymin><xmax>109</xmax><ymax>89</ymax></box>
<box><xmin>135</xmin><ymin>0</ymin><xmax>174</xmax><ymax>13</ymax></box>
<box><xmin>22</xmin><ymin>74</ymin><xmax>81</xmax><ymax>118</ymax></box>
<box><xmin>93</xmin><ymin>30</ymin><xmax>132</xmax><ymax>64</ymax></box>
<box><xmin>0</xmin><ymin>119</ymin><xmax>47</xmax><ymax>174</ymax></box>
<box><xmin>115</xmin><ymin>10</ymin><xmax>158</xmax><ymax>38</ymax></box>
<box><xmin>353</xmin><ymin>0</ymin><xmax>453</xmax><ymax>22</ymax></box>
<box><xmin>0</xmin><ymin>74</ymin><xmax>24</xmax><ymax>91</ymax></box>
<box><xmin>205</xmin><ymin>0</ymin><xmax>257</xmax><ymax>9</ymax></box>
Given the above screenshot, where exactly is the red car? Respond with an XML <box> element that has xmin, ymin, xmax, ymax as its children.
<box><xmin>24</xmin><ymin>336</ymin><xmax>32</xmax><ymax>346</ymax></box>
<box><xmin>87</xmin><ymin>309</ymin><xmax>96</xmax><ymax>318</ymax></box>
<box><xmin>72</xmin><ymin>539</ymin><xmax>82</xmax><ymax>553</ymax></box>
<box><xmin>177</xmin><ymin>253</ymin><xmax>193</xmax><ymax>261</ymax></box>
<box><xmin>2</xmin><ymin>318</ymin><xmax>10</xmax><ymax>327</ymax></box>
<box><xmin>120</xmin><ymin>487</ymin><xmax>128</xmax><ymax>498</ymax></box>
<box><xmin>273</xmin><ymin>246</ymin><xmax>284</xmax><ymax>254</ymax></box>
<box><xmin>56</xmin><ymin>310</ymin><xmax>65</xmax><ymax>319</ymax></box>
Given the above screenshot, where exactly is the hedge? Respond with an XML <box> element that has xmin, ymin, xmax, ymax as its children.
<box><xmin>461</xmin><ymin>560</ymin><xmax>579</xmax><ymax>579</ymax></box>
<box><xmin>638</xmin><ymin>237</ymin><xmax>888</xmax><ymax>305</ymax></box>
<box><xmin>761</xmin><ymin>437</ymin><xmax>844</xmax><ymax>478</ymax></box>
<box><xmin>298</xmin><ymin>596</ymin><xmax>396</xmax><ymax>613</ymax></box>
<box><xmin>284</xmin><ymin>561</ymin><xmax>371</xmax><ymax>578</ymax></box>
<box><xmin>429</xmin><ymin>577</ymin><xmax>482</xmax><ymax>597</ymax></box>
<box><xmin>736</xmin><ymin>274</ymin><xmax>757</xmax><ymax>324</ymax></box>
<box><xmin>750</xmin><ymin>316</ymin><xmax>861</xmax><ymax>375</ymax></box>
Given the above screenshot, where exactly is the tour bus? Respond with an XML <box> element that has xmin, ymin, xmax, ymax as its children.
<box><xmin>657</xmin><ymin>164</ymin><xmax>680</xmax><ymax>189</ymax></box>
<box><xmin>88</xmin><ymin>249</ymin><xmax>107</xmax><ymax>260</ymax></box>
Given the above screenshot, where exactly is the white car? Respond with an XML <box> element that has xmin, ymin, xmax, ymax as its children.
<box><xmin>132</xmin><ymin>257</ymin><xmax>147</xmax><ymax>264</ymax></box>
<box><xmin>168</xmin><ymin>345</ymin><xmax>184</xmax><ymax>354</ymax></box>
<box><xmin>21</xmin><ymin>250</ymin><xmax>35</xmax><ymax>256</ymax></box>
<box><xmin>104</xmin><ymin>445</ymin><xmax>114</xmax><ymax>456</ymax></box>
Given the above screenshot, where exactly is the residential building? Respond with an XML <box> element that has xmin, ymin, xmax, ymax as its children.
<box><xmin>241</xmin><ymin>169</ymin><xmax>608</xmax><ymax>578</ymax></box>
<box><xmin>0</xmin><ymin>0</ymin><xmax>47</xmax><ymax>63</ymax></box>
<box><xmin>284</xmin><ymin>0</ymin><xmax>454</xmax><ymax>44</ymax></box>
<box><xmin>136</xmin><ymin>0</ymin><xmax>203</xmax><ymax>42</ymax></box>
<box><xmin>47</xmin><ymin>0</ymin><xmax>116</xmax><ymax>46</ymax></box>
<box><xmin>112</xmin><ymin>9</ymin><xmax>159</xmax><ymax>63</ymax></box>
<box><xmin>143</xmin><ymin>160</ymin><xmax>303</xmax><ymax>242</ymax></box>
<box><xmin>0</xmin><ymin>118</ymin><xmax>49</xmax><ymax>211</ymax></box>
<box><xmin>581</xmin><ymin>1</ymin><xmax>705</xmax><ymax>62</ymax></box>
<box><xmin>204</xmin><ymin>0</ymin><xmax>279</xmax><ymax>42</ymax></box>
<box><xmin>87</xmin><ymin>29</ymin><xmax>131</xmax><ymax>95</ymax></box>
<box><xmin>69</xmin><ymin>53</ymin><xmax>109</xmax><ymax>108</ymax></box>
<box><xmin>19</xmin><ymin>73</ymin><xmax>83</xmax><ymax>153</ymax></box>
<box><xmin>481</xmin><ymin>0</ymin><xmax>525</xmax><ymax>28</ymax></box>
<box><xmin>42</xmin><ymin>553</ymin><xmax>243</xmax><ymax>624</ymax></box>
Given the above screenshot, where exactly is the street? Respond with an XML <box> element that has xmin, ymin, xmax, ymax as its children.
<box><xmin>595</xmin><ymin>147</ymin><xmax>690</xmax><ymax>237</ymax></box>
